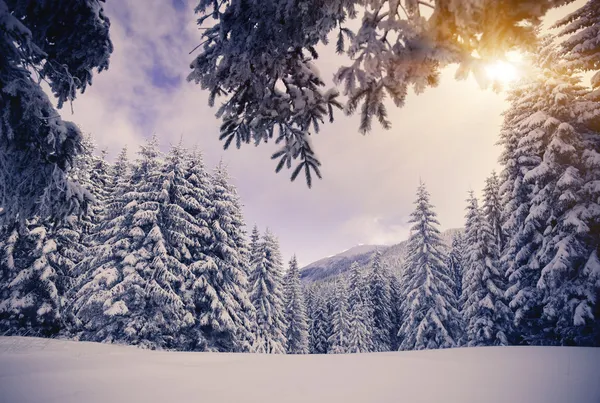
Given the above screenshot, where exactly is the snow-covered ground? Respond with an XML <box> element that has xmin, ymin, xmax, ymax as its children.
<box><xmin>0</xmin><ymin>337</ymin><xmax>598</xmax><ymax>403</ymax></box>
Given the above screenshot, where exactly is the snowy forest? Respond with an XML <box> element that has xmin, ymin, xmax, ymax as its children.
<box><xmin>1</xmin><ymin>0</ymin><xmax>600</xmax><ymax>355</ymax></box>
<box><xmin>0</xmin><ymin>133</ymin><xmax>598</xmax><ymax>351</ymax></box>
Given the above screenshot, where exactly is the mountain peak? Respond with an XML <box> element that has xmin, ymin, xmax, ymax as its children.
<box><xmin>300</xmin><ymin>228</ymin><xmax>462</xmax><ymax>283</ymax></box>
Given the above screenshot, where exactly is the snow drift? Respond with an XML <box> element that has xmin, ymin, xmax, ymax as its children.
<box><xmin>0</xmin><ymin>337</ymin><xmax>599</xmax><ymax>403</ymax></box>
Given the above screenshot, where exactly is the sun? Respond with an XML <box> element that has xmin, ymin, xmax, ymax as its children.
<box><xmin>485</xmin><ymin>59</ymin><xmax>520</xmax><ymax>85</ymax></box>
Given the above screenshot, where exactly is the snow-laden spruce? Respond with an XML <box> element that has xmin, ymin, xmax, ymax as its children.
<box><xmin>191</xmin><ymin>162</ymin><xmax>256</xmax><ymax>352</ymax></box>
<box><xmin>307</xmin><ymin>285</ymin><xmax>331</xmax><ymax>354</ymax></box>
<box><xmin>0</xmin><ymin>218</ymin><xmax>84</xmax><ymax>336</ymax></box>
<box><xmin>367</xmin><ymin>250</ymin><xmax>394</xmax><ymax>352</ymax></box>
<box><xmin>248</xmin><ymin>226</ymin><xmax>262</xmax><ymax>279</ymax></box>
<box><xmin>398</xmin><ymin>182</ymin><xmax>462</xmax><ymax>350</ymax></box>
<box><xmin>328</xmin><ymin>278</ymin><xmax>350</xmax><ymax>354</ymax></box>
<box><xmin>283</xmin><ymin>255</ymin><xmax>310</xmax><ymax>354</ymax></box>
<box><xmin>500</xmin><ymin>38</ymin><xmax>600</xmax><ymax>346</ymax></box>
<box><xmin>0</xmin><ymin>0</ymin><xmax>112</xmax><ymax>224</ymax></box>
<box><xmin>462</xmin><ymin>192</ymin><xmax>512</xmax><ymax>347</ymax></box>
<box><xmin>387</xmin><ymin>269</ymin><xmax>403</xmax><ymax>350</ymax></box>
<box><xmin>110</xmin><ymin>147</ymin><xmax>131</xmax><ymax>199</ymax></box>
<box><xmin>68</xmin><ymin>135</ymin><xmax>114</xmax><ymax>240</ymax></box>
<box><xmin>347</xmin><ymin>262</ymin><xmax>373</xmax><ymax>353</ymax></box>
<box><xmin>553</xmin><ymin>0</ymin><xmax>600</xmax><ymax>83</ymax></box>
<box><xmin>482</xmin><ymin>172</ymin><xmax>506</xmax><ymax>251</ymax></box>
<box><xmin>498</xmin><ymin>79</ymin><xmax>541</xmax><ymax>345</ymax></box>
<box><xmin>0</xmin><ymin>134</ymin><xmax>103</xmax><ymax>336</ymax></box>
<box><xmin>71</xmin><ymin>138</ymin><xmax>202</xmax><ymax>349</ymax></box>
<box><xmin>250</xmin><ymin>229</ymin><xmax>287</xmax><ymax>354</ymax></box>
<box><xmin>448</xmin><ymin>233</ymin><xmax>466</xmax><ymax>309</ymax></box>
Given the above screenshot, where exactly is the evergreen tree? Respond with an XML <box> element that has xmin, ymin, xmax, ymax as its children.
<box><xmin>579</xmin><ymin>129</ymin><xmax>600</xmax><ymax>345</ymax></box>
<box><xmin>367</xmin><ymin>250</ymin><xmax>394</xmax><ymax>352</ymax></box>
<box><xmin>181</xmin><ymin>149</ymin><xmax>213</xmax><ymax>263</ymax></box>
<box><xmin>387</xmin><ymin>270</ymin><xmax>403</xmax><ymax>350</ymax></box>
<box><xmin>97</xmin><ymin>146</ymin><xmax>130</xmax><ymax>232</ymax></box>
<box><xmin>71</xmin><ymin>137</ymin><xmax>195</xmax><ymax>349</ymax></box>
<box><xmin>501</xmin><ymin>39</ymin><xmax>600</xmax><ymax>345</ymax></box>
<box><xmin>0</xmin><ymin>134</ymin><xmax>102</xmax><ymax>336</ymax></box>
<box><xmin>191</xmin><ymin>163</ymin><xmax>256</xmax><ymax>352</ymax></box>
<box><xmin>0</xmin><ymin>0</ymin><xmax>112</xmax><ymax>224</ymax></box>
<box><xmin>283</xmin><ymin>255</ymin><xmax>310</xmax><ymax>354</ymax></box>
<box><xmin>553</xmin><ymin>0</ymin><xmax>600</xmax><ymax>79</ymax></box>
<box><xmin>498</xmin><ymin>77</ymin><xmax>542</xmax><ymax>345</ymax></box>
<box><xmin>249</xmin><ymin>228</ymin><xmax>287</xmax><ymax>354</ymax></box>
<box><xmin>462</xmin><ymin>192</ymin><xmax>512</xmax><ymax>347</ymax></box>
<box><xmin>308</xmin><ymin>286</ymin><xmax>330</xmax><ymax>354</ymax></box>
<box><xmin>347</xmin><ymin>262</ymin><xmax>372</xmax><ymax>353</ymax></box>
<box><xmin>68</xmin><ymin>135</ymin><xmax>110</xmax><ymax>238</ymax></box>
<box><xmin>248</xmin><ymin>225</ymin><xmax>262</xmax><ymax>279</ymax></box>
<box><xmin>482</xmin><ymin>172</ymin><xmax>506</xmax><ymax>251</ymax></box>
<box><xmin>328</xmin><ymin>278</ymin><xmax>350</xmax><ymax>354</ymax></box>
<box><xmin>448</xmin><ymin>233</ymin><xmax>466</xmax><ymax>308</ymax></box>
<box><xmin>398</xmin><ymin>182</ymin><xmax>462</xmax><ymax>350</ymax></box>
<box><xmin>87</xmin><ymin>150</ymin><xmax>113</xmax><ymax>229</ymax></box>
<box><xmin>111</xmin><ymin>147</ymin><xmax>131</xmax><ymax>197</ymax></box>
<box><xmin>158</xmin><ymin>144</ymin><xmax>218</xmax><ymax>349</ymax></box>
<box><xmin>0</xmin><ymin>216</ymin><xmax>84</xmax><ymax>336</ymax></box>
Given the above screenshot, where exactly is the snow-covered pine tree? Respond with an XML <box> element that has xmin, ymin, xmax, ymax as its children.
<box><xmin>0</xmin><ymin>138</ymin><xmax>97</xmax><ymax>336</ymax></box>
<box><xmin>161</xmin><ymin>144</ymin><xmax>212</xmax><ymax>266</ymax></box>
<box><xmin>448</xmin><ymin>233</ymin><xmax>466</xmax><ymax>309</ymax></box>
<box><xmin>498</xmin><ymin>77</ymin><xmax>542</xmax><ymax>345</ymax></box>
<box><xmin>304</xmin><ymin>282</ymin><xmax>314</xmax><ymax>313</ymax></box>
<box><xmin>157</xmin><ymin>144</ymin><xmax>221</xmax><ymax>349</ymax></box>
<box><xmin>347</xmin><ymin>262</ymin><xmax>372</xmax><ymax>353</ymax></box>
<box><xmin>328</xmin><ymin>278</ymin><xmax>350</xmax><ymax>354</ymax></box>
<box><xmin>579</xmin><ymin>122</ymin><xmax>600</xmax><ymax>345</ymax></box>
<box><xmin>308</xmin><ymin>285</ymin><xmax>331</xmax><ymax>354</ymax></box>
<box><xmin>71</xmin><ymin>137</ymin><xmax>195</xmax><ymax>349</ymax></box>
<box><xmin>190</xmin><ymin>162</ymin><xmax>256</xmax><ymax>352</ymax></box>
<box><xmin>482</xmin><ymin>172</ymin><xmax>506</xmax><ymax>251</ymax></box>
<box><xmin>387</xmin><ymin>270</ymin><xmax>403</xmax><ymax>350</ymax></box>
<box><xmin>553</xmin><ymin>0</ymin><xmax>600</xmax><ymax>82</ymax></box>
<box><xmin>0</xmin><ymin>0</ymin><xmax>112</xmax><ymax>224</ymax></box>
<box><xmin>501</xmin><ymin>38</ymin><xmax>600</xmax><ymax>345</ymax></box>
<box><xmin>86</xmin><ymin>150</ymin><xmax>113</xmax><ymax>228</ymax></box>
<box><xmin>97</xmin><ymin>147</ymin><xmax>130</xmax><ymax>229</ymax></box>
<box><xmin>181</xmin><ymin>148</ymin><xmax>213</xmax><ymax>256</ymax></box>
<box><xmin>0</xmin><ymin>217</ymin><xmax>83</xmax><ymax>336</ymax></box>
<box><xmin>73</xmin><ymin>146</ymin><xmax>130</xmax><ymax>298</ymax></box>
<box><xmin>249</xmin><ymin>228</ymin><xmax>287</xmax><ymax>354</ymax></box>
<box><xmin>283</xmin><ymin>255</ymin><xmax>310</xmax><ymax>354</ymax></box>
<box><xmin>367</xmin><ymin>250</ymin><xmax>394</xmax><ymax>352</ymax></box>
<box><xmin>68</xmin><ymin>135</ymin><xmax>109</xmax><ymax>238</ymax></box>
<box><xmin>462</xmin><ymin>192</ymin><xmax>512</xmax><ymax>347</ymax></box>
<box><xmin>111</xmin><ymin>147</ymin><xmax>131</xmax><ymax>197</ymax></box>
<box><xmin>249</xmin><ymin>225</ymin><xmax>262</xmax><ymax>279</ymax></box>
<box><xmin>398</xmin><ymin>182</ymin><xmax>462</xmax><ymax>351</ymax></box>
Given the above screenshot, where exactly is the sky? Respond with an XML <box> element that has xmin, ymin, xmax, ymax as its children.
<box><xmin>63</xmin><ymin>0</ymin><xmax>584</xmax><ymax>267</ymax></box>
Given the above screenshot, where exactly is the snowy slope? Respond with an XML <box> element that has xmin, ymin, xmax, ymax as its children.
<box><xmin>0</xmin><ymin>337</ymin><xmax>599</xmax><ymax>403</ymax></box>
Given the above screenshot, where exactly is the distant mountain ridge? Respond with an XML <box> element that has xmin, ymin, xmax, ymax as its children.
<box><xmin>300</xmin><ymin>244</ymin><xmax>388</xmax><ymax>283</ymax></box>
<box><xmin>300</xmin><ymin>228</ymin><xmax>463</xmax><ymax>283</ymax></box>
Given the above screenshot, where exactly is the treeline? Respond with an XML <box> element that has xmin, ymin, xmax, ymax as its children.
<box><xmin>303</xmin><ymin>35</ymin><xmax>600</xmax><ymax>350</ymax></box>
<box><xmin>0</xmin><ymin>135</ymin><xmax>299</xmax><ymax>352</ymax></box>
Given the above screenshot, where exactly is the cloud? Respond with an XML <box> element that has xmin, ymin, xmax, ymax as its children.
<box><xmin>340</xmin><ymin>214</ymin><xmax>412</xmax><ymax>246</ymax></box>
